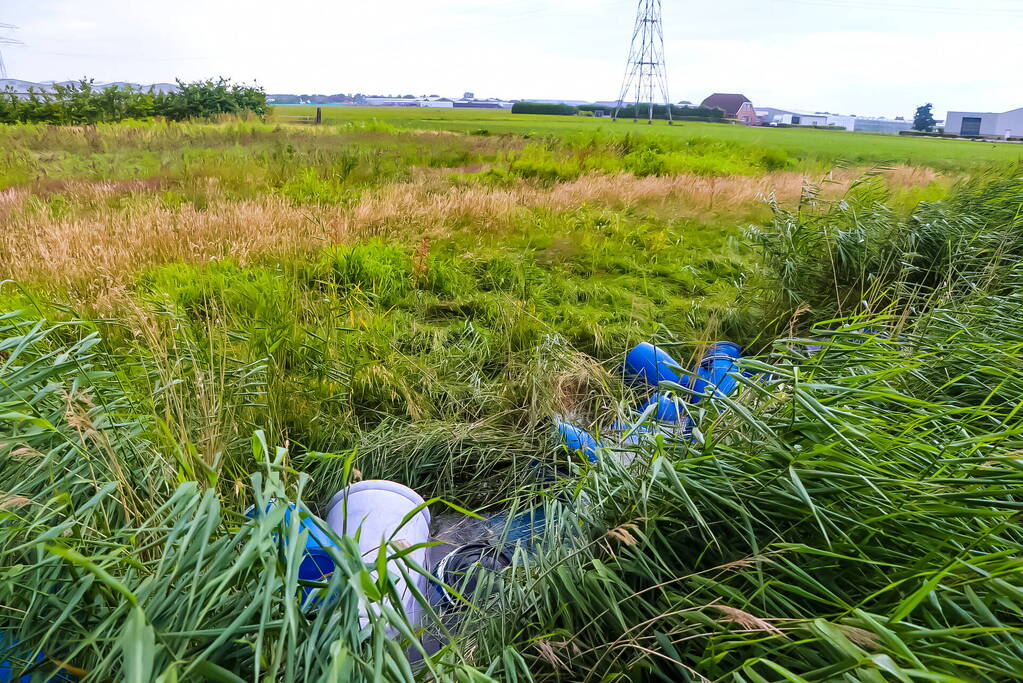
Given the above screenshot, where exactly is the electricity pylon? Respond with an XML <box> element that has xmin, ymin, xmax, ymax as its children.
<box><xmin>613</xmin><ymin>1</ymin><xmax>672</xmax><ymax>125</ymax></box>
<box><xmin>0</xmin><ymin>23</ymin><xmax>23</xmax><ymax>80</ymax></box>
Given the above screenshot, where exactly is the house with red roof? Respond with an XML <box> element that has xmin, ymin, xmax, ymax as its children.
<box><xmin>700</xmin><ymin>93</ymin><xmax>760</xmax><ymax>125</ymax></box>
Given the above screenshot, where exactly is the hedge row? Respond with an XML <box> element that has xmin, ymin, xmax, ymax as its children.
<box><xmin>511</xmin><ymin>101</ymin><xmax>726</xmax><ymax>121</ymax></box>
<box><xmin>899</xmin><ymin>130</ymin><xmax>965</xmax><ymax>138</ymax></box>
<box><xmin>0</xmin><ymin>78</ymin><xmax>267</xmax><ymax>125</ymax></box>
<box><xmin>510</xmin><ymin>102</ymin><xmax>578</xmax><ymax>115</ymax></box>
<box><xmin>587</xmin><ymin>104</ymin><xmax>724</xmax><ymax>121</ymax></box>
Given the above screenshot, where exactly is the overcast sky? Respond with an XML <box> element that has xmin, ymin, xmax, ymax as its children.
<box><xmin>2</xmin><ymin>0</ymin><xmax>1021</xmax><ymax>118</ymax></box>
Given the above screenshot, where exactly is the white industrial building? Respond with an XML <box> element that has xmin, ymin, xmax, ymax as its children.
<box><xmin>755</xmin><ymin>107</ymin><xmax>829</xmax><ymax>126</ymax></box>
<box><xmin>826</xmin><ymin>115</ymin><xmax>912</xmax><ymax>135</ymax></box>
<box><xmin>362</xmin><ymin>97</ymin><xmax>454</xmax><ymax>108</ymax></box>
<box><xmin>945</xmin><ymin>107</ymin><xmax>1023</xmax><ymax>138</ymax></box>
<box><xmin>420</xmin><ymin>100</ymin><xmax>455</xmax><ymax>108</ymax></box>
<box><xmin>755</xmin><ymin>106</ymin><xmax>915</xmax><ymax>135</ymax></box>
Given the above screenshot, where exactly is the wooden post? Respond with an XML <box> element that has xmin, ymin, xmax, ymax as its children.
<box><xmin>315</xmin><ymin>107</ymin><xmax>322</xmax><ymax>125</ymax></box>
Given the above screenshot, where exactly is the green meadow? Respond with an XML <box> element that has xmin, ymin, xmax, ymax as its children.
<box><xmin>273</xmin><ymin>104</ymin><xmax>1023</xmax><ymax>169</ymax></box>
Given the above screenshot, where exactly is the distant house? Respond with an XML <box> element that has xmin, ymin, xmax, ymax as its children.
<box><xmin>701</xmin><ymin>93</ymin><xmax>755</xmax><ymax>119</ymax></box>
<box><xmin>735</xmin><ymin>101</ymin><xmax>760</xmax><ymax>125</ymax></box>
<box><xmin>945</xmin><ymin>107</ymin><xmax>1023</xmax><ymax>138</ymax></box>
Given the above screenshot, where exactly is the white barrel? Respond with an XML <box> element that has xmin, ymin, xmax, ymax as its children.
<box><xmin>325</xmin><ymin>480</ymin><xmax>432</xmax><ymax>628</ymax></box>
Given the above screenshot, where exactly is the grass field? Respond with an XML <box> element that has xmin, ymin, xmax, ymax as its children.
<box><xmin>272</xmin><ymin>105</ymin><xmax>1023</xmax><ymax>169</ymax></box>
<box><xmin>2</xmin><ymin>111</ymin><xmax>1023</xmax><ymax>681</ymax></box>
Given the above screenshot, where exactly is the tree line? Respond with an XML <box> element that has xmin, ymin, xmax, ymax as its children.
<box><xmin>512</xmin><ymin>101</ymin><xmax>725</xmax><ymax>121</ymax></box>
<box><xmin>0</xmin><ymin>78</ymin><xmax>267</xmax><ymax>125</ymax></box>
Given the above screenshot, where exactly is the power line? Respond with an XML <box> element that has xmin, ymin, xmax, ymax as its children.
<box><xmin>21</xmin><ymin>47</ymin><xmax>209</xmax><ymax>62</ymax></box>
<box><xmin>0</xmin><ymin>23</ymin><xmax>23</xmax><ymax>80</ymax></box>
<box><xmin>773</xmin><ymin>0</ymin><xmax>1023</xmax><ymax>17</ymax></box>
<box><xmin>614</xmin><ymin>0</ymin><xmax>673</xmax><ymax>125</ymax></box>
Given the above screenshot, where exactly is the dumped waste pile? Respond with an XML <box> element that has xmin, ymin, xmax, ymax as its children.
<box><xmin>213</xmin><ymin>341</ymin><xmax>747</xmax><ymax>654</ymax></box>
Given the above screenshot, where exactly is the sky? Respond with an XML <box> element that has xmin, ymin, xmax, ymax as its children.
<box><xmin>1</xmin><ymin>0</ymin><xmax>1021</xmax><ymax>119</ymax></box>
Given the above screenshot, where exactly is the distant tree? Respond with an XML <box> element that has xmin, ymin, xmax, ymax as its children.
<box><xmin>914</xmin><ymin>103</ymin><xmax>936</xmax><ymax>132</ymax></box>
<box><xmin>587</xmin><ymin>103</ymin><xmax>724</xmax><ymax>122</ymax></box>
<box><xmin>0</xmin><ymin>77</ymin><xmax>265</xmax><ymax>125</ymax></box>
<box><xmin>511</xmin><ymin>101</ymin><xmax>577</xmax><ymax>116</ymax></box>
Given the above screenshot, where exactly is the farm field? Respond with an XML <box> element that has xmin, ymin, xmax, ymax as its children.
<box><xmin>273</xmin><ymin>105</ymin><xmax>1023</xmax><ymax>169</ymax></box>
<box><xmin>2</xmin><ymin>111</ymin><xmax>1023</xmax><ymax>681</ymax></box>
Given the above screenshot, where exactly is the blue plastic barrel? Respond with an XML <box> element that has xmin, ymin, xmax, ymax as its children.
<box><xmin>0</xmin><ymin>636</ymin><xmax>75</xmax><ymax>682</ymax></box>
<box><xmin>297</xmin><ymin>547</ymin><xmax>335</xmax><ymax>590</ymax></box>
<box><xmin>0</xmin><ymin>636</ymin><xmax>39</xmax><ymax>683</ymax></box>
<box><xmin>614</xmin><ymin>394</ymin><xmax>692</xmax><ymax>446</ymax></box>
<box><xmin>246</xmin><ymin>501</ymin><xmax>337</xmax><ymax>604</ymax></box>
<box><xmin>642</xmin><ymin>393</ymin><xmax>686</xmax><ymax>423</ymax></box>
<box><xmin>556</xmin><ymin>421</ymin><xmax>601</xmax><ymax>462</ymax></box>
<box><xmin>692</xmin><ymin>342</ymin><xmax>742</xmax><ymax>404</ymax></box>
<box><xmin>283</xmin><ymin>506</ymin><xmax>336</xmax><ymax>606</ymax></box>
<box><xmin>623</xmin><ymin>343</ymin><xmax>682</xmax><ymax>387</ymax></box>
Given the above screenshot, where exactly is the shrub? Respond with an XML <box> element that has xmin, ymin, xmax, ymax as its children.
<box><xmin>154</xmin><ymin>78</ymin><xmax>267</xmax><ymax>121</ymax></box>
<box><xmin>0</xmin><ymin>78</ymin><xmax>266</xmax><ymax>125</ymax></box>
<box><xmin>511</xmin><ymin>102</ymin><xmax>578</xmax><ymax>116</ymax></box>
<box><xmin>749</xmin><ymin>164</ymin><xmax>1023</xmax><ymax>320</ymax></box>
<box><xmin>589</xmin><ymin>103</ymin><xmax>725</xmax><ymax>121</ymax></box>
<box><xmin>278</xmin><ymin>167</ymin><xmax>356</xmax><ymax>206</ymax></box>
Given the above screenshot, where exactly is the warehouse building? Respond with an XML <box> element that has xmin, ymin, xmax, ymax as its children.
<box><xmin>826</xmin><ymin>115</ymin><xmax>912</xmax><ymax>134</ymax></box>
<box><xmin>755</xmin><ymin>107</ymin><xmax>828</xmax><ymax>126</ymax></box>
<box><xmin>945</xmin><ymin>107</ymin><xmax>1023</xmax><ymax>138</ymax></box>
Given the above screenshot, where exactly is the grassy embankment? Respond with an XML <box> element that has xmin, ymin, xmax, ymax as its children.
<box><xmin>2</xmin><ymin>113</ymin><xmax>1022</xmax><ymax>680</ymax></box>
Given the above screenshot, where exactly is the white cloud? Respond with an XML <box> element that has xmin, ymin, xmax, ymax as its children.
<box><xmin>2</xmin><ymin>0</ymin><xmax>1020</xmax><ymax>116</ymax></box>
<box><xmin>668</xmin><ymin>31</ymin><xmax>1023</xmax><ymax>117</ymax></box>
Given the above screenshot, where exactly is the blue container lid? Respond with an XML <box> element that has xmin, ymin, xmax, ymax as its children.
<box><xmin>298</xmin><ymin>548</ymin><xmax>335</xmax><ymax>583</ymax></box>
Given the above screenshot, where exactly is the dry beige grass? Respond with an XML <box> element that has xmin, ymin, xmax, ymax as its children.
<box><xmin>0</xmin><ymin>166</ymin><xmax>938</xmax><ymax>298</ymax></box>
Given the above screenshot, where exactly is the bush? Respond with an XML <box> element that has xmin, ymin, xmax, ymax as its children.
<box><xmin>749</xmin><ymin>165</ymin><xmax>1023</xmax><ymax>320</ymax></box>
<box><xmin>511</xmin><ymin>102</ymin><xmax>579</xmax><ymax>116</ymax></box>
<box><xmin>0</xmin><ymin>78</ymin><xmax>266</xmax><ymax>125</ymax></box>
<box><xmin>587</xmin><ymin>103</ymin><xmax>725</xmax><ymax>121</ymax></box>
<box><xmin>154</xmin><ymin>78</ymin><xmax>267</xmax><ymax>121</ymax></box>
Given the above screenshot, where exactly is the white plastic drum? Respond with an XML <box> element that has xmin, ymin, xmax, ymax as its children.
<box><xmin>325</xmin><ymin>480</ymin><xmax>432</xmax><ymax>629</ymax></box>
